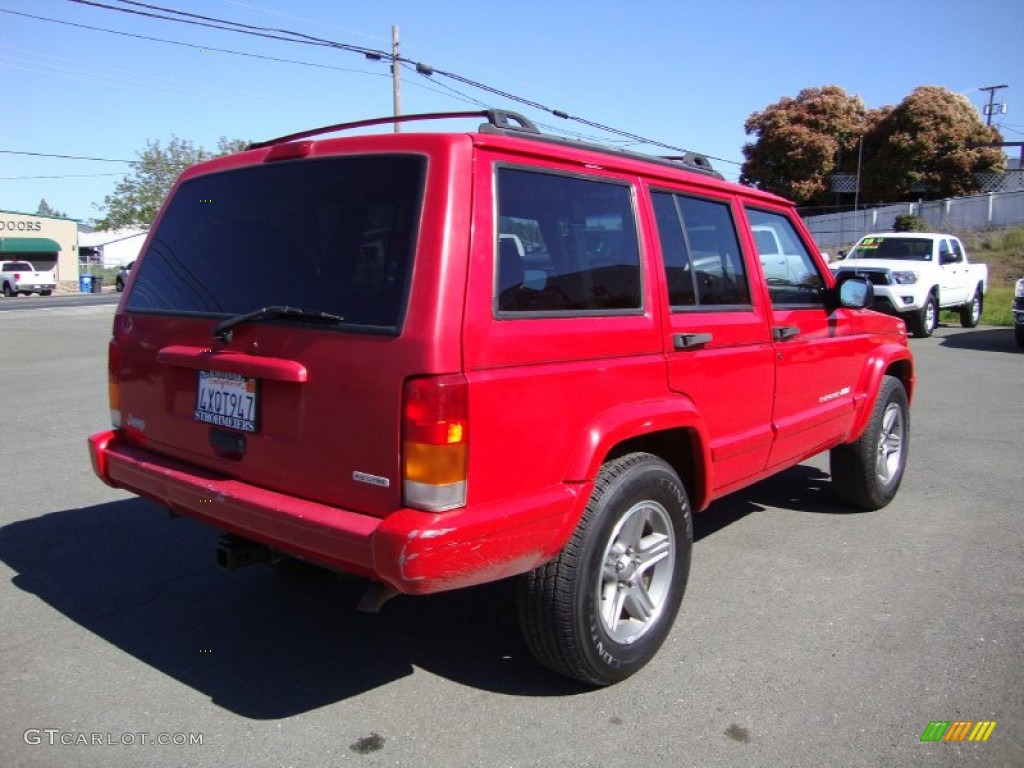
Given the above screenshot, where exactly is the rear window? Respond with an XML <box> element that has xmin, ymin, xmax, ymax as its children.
<box><xmin>126</xmin><ymin>154</ymin><xmax>425</xmax><ymax>332</ymax></box>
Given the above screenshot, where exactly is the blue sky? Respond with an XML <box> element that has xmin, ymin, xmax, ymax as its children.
<box><xmin>2</xmin><ymin>0</ymin><xmax>1022</xmax><ymax>222</ymax></box>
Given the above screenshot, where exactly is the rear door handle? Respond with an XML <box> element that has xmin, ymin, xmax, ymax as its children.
<box><xmin>772</xmin><ymin>326</ymin><xmax>800</xmax><ymax>341</ymax></box>
<box><xmin>673</xmin><ymin>332</ymin><xmax>713</xmax><ymax>350</ymax></box>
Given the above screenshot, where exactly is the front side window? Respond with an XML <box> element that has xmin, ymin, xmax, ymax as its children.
<box><xmin>127</xmin><ymin>155</ymin><xmax>425</xmax><ymax>332</ymax></box>
<box><xmin>496</xmin><ymin>168</ymin><xmax>641</xmax><ymax>314</ymax></box>
<box><xmin>745</xmin><ymin>208</ymin><xmax>825</xmax><ymax>307</ymax></box>
<box><xmin>652</xmin><ymin>191</ymin><xmax>750</xmax><ymax>308</ymax></box>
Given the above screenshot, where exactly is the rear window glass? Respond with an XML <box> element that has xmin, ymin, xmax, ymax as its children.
<box><xmin>496</xmin><ymin>167</ymin><xmax>642</xmax><ymax>314</ymax></box>
<box><xmin>126</xmin><ymin>155</ymin><xmax>425</xmax><ymax>332</ymax></box>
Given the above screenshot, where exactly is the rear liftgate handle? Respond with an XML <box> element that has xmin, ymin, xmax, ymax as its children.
<box><xmin>673</xmin><ymin>332</ymin><xmax>713</xmax><ymax>351</ymax></box>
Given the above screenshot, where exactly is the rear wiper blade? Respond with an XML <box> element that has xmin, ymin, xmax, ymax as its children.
<box><xmin>212</xmin><ymin>305</ymin><xmax>344</xmax><ymax>341</ymax></box>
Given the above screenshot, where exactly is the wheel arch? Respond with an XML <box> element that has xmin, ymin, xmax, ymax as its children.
<box><xmin>563</xmin><ymin>398</ymin><xmax>712</xmax><ymax>512</ymax></box>
<box><xmin>849</xmin><ymin>352</ymin><xmax>915</xmax><ymax>441</ymax></box>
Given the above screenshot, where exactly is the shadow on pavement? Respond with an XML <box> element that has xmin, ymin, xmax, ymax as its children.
<box><xmin>0</xmin><ymin>499</ymin><xmax>585</xmax><ymax>719</ymax></box>
<box><xmin>0</xmin><ymin>463</ymin><xmax>855</xmax><ymax>717</ymax></box>
<box><xmin>695</xmin><ymin>463</ymin><xmax>850</xmax><ymax>542</ymax></box>
<box><xmin>936</xmin><ymin>326</ymin><xmax>1021</xmax><ymax>353</ymax></box>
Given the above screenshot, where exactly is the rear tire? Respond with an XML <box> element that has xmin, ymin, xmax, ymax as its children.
<box><xmin>830</xmin><ymin>375</ymin><xmax>909</xmax><ymax>510</ymax></box>
<box><xmin>2</xmin><ymin>283</ymin><xmax>13</xmax><ymax>298</ymax></box>
<box><xmin>1015</xmin><ymin>325</ymin><xmax>1024</xmax><ymax>349</ymax></box>
<box><xmin>40</xmin><ymin>290</ymin><xmax>52</xmax><ymax>297</ymax></box>
<box><xmin>518</xmin><ymin>453</ymin><xmax>692</xmax><ymax>685</ymax></box>
<box><xmin>959</xmin><ymin>290</ymin><xmax>982</xmax><ymax>328</ymax></box>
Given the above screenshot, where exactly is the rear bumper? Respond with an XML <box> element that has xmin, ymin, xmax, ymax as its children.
<box><xmin>88</xmin><ymin>430</ymin><xmax>583</xmax><ymax>594</ymax></box>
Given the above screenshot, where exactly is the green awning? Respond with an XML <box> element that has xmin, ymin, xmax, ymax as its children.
<box><xmin>0</xmin><ymin>237</ymin><xmax>61</xmax><ymax>254</ymax></box>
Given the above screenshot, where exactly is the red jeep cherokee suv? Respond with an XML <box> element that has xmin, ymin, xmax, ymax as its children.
<box><xmin>89</xmin><ymin>110</ymin><xmax>913</xmax><ymax>685</ymax></box>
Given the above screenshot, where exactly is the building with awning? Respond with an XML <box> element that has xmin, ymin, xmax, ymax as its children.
<box><xmin>0</xmin><ymin>210</ymin><xmax>79</xmax><ymax>284</ymax></box>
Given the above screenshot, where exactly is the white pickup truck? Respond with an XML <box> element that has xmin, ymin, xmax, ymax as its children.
<box><xmin>830</xmin><ymin>232</ymin><xmax>987</xmax><ymax>337</ymax></box>
<box><xmin>1</xmin><ymin>260</ymin><xmax>57</xmax><ymax>297</ymax></box>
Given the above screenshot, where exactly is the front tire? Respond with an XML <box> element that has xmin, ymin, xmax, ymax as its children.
<box><xmin>959</xmin><ymin>290</ymin><xmax>982</xmax><ymax>328</ymax></box>
<box><xmin>518</xmin><ymin>453</ymin><xmax>692</xmax><ymax>685</ymax></box>
<box><xmin>909</xmin><ymin>294</ymin><xmax>937</xmax><ymax>337</ymax></box>
<box><xmin>1015</xmin><ymin>324</ymin><xmax>1024</xmax><ymax>349</ymax></box>
<box><xmin>830</xmin><ymin>375</ymin><xmax>909</xmax><ymax>510</ymax></box>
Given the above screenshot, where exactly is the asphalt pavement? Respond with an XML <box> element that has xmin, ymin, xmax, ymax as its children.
<box><xmin>0</xmin><ymin>304</ymin><xmax>1020</xmax><ymax>768</ymax></box>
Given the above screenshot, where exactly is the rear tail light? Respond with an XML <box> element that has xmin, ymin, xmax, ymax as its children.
<box><xmin>402</xmin><ymin>374</ymin><xmax>468</xmax><ymax>512</ymax></box>
<box><xmin>108</xmin><ymin>338</ymin><xmax>121</xmax><ymax>428</ymax></box>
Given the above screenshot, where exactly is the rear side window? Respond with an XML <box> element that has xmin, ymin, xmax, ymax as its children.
<box><xmin>651</xmin><ymin>192</ymin><xmax>750</xmax><ymax>308</ymax></box>
<box><xmin>126</xmin><ymin>155</ymin><xmax>424</xmax><ymax>332</ymax></box>
<box><xmin>495</xmin><ymin>168</ymin><xmax>641</xmax><ymax>314</ymax></box>
<box><xmin>950</xmin><ymin>239</ymin><xmax>964</xmax><ymax>261</ymax></box>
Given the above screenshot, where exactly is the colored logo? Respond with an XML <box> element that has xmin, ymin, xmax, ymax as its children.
<box><xmin>920</xmin><ymin>721</ymin><xmax>997</xmax><ymax>742</ymax></box>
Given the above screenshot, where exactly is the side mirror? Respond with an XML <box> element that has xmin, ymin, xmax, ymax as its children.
<box><xmin>837</xmin><ymin>276</ymin><xmax>873</xmax><ymax>309</ymax></box>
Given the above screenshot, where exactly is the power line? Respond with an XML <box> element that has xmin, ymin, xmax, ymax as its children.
<box><xmin>0</xmin><ymin>173</ymin><xmax>125</xmax><ymax>179</ymax></box>
<box><xmin>60</xmin><ymin>0</ymin><xmax>742</xmax><ymax>166</ymax></box>
<box><xmin>0</xmin><ymin>8</ymin><xmax>389</xmax><ymax>78</ymax></box>
<box><xmin>0</xmin><ymin>149</ymin><xmax>135</xmax><ymax>163</ymax></box>
<box><xmin>66</xmin><ymin>0</ymin><xmax>386</xmax><ymax>56</ymax></box>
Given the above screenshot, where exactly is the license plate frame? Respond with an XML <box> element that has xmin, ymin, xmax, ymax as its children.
<box><xmin>195</xmin><ymin>370</ymin><xmax>259</xmax><ymax>433</ymax></box>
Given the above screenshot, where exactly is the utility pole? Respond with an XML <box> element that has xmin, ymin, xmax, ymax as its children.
<box><xmin>392</xmin><ymin>25</ymin><xmax>401</xmax><ymax>132</ymax></box>
<box><xmin>979</xmin><ymin>84</ymin><xmax>1008</xmax><ymax>126</ymax></box>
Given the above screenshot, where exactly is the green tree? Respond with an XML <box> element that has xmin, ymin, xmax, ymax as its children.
<box><xmin>35</xmin><ymin>198</ymin><xmax>67</xmax><ymax>218</ymax></box>
<box><xmin>860</xmin><ymin>86</ymin><xmax>1004</xmax><ymax>202</ymax></box>
<box><xmin>94</xmin><ymin>136</ymin><xmax>248</xmax><ymax>229</ymax></box>
<box><xmin>740</xmin><ymin>86</ymin><xmax>869</xmax><ymax>206</ymax></box>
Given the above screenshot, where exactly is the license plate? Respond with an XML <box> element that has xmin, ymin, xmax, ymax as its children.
<box><xmin>195</xmin><ymin>371</ymin><xmax>258</xmax><ymax>432</ymax></box>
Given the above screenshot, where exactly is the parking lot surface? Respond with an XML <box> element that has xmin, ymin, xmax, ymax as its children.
<box><xmin>1</xmin><ymin>305</ymin><xmax>1021</xmax><ymax>767</ymax></box>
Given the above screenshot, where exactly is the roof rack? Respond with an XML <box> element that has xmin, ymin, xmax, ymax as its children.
<box><xmin>247</xmin><ymin>110</ymin><xmax>538</xmax><ymax>149</ymax></box>
<box><xmin>246</xmin><ymin>109</ymin><xmax>720</xmax><ymax>179</ymax></box>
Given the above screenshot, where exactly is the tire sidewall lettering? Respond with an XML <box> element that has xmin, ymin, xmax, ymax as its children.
<box><xmin>578</xmin><ymin>465</ymin><xmax>691</xmax><ymax>679</ymax></box>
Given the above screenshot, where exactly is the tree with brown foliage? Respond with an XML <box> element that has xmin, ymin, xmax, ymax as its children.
<box><xmin>859</xmin><ymin>86</ymin><xmax>1004</xmax><ymax>203</ymax></box>
<box><xmin>741</xmin><ymin>86</ymin><xmax>868</xmax><ymax>206</ymax></box>
<box><xmin>742</xmin><ymin>84</ymin><xmax>1004</xmax><ymax>206</ymax></box>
